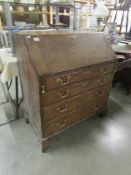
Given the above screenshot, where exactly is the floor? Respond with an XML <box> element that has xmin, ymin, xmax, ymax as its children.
<box><xmin>0</xmin><ymin>85</ymin><xmax>131</xmax><ymax>175</ymax></box>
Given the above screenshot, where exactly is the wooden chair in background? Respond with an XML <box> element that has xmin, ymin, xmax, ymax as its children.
<box><xmin>104</xmin><ymin>0</ymin><xmax>131</xmax><ymax>35</ymax></box>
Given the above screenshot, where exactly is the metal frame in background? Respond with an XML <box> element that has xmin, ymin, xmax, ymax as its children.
<box><xmin>0</xmin><ymin>76</ymin><xmax>23</xmax><ymax>127</ymax></box>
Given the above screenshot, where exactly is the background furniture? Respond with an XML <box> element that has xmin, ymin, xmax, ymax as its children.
<box><xmin>0</xmin><ymin>2</ymin><xmax>74</xmax><ymax>53</ymax></box>
<box><xmin>0</xmin><ymin>48</ymin><xmax>18</xmax><ymax>84</ymax></box>
<box><xmin>113</xmin><ymin>58</ymin><xmax>131</xmax><ymax>95</ymax></box>
<box><xmin>73</xmin><ymin>0</ymin><xmax>91</xmax><ymax>29</ymax></box>
<box><xmin>112</xmin><ymin>43</ymin><xmax>131</xmax><ymax>58</ymax></box>
<box><xmin>112</xmin><ymin>43</ymin><xmax>131</xmax><ymax>94</ymax></box>
<box><xmin>0</xmin><ymin>2</ymin><xmax>74</xmax><ymax>27</ymax></box>
<box><xmin>0</xmin><ymin>48</ymin><xmax>21</xmax><ymax>126</ymax></box>
<box><xmin>0</xmin><ymin>58</ymin><xmax>8</xmax><ymax>107</ymax></box>
<box><xmin>42</xmin><ymin>1</ymin><xmax>74</xmax><ymax>27</ymax></box>
<box><xmin>104</xmin><ymin>0</ymin><xmax>131</xmax><ymax>34</ymax></box>
<box><xmin>14</xmin><ymin>31</ymin><xmax>116</xmax><ymax>152</ymax></box>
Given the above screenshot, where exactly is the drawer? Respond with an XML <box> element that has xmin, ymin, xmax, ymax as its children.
<box><xmin>44</xmin><ymin>63</ymin><xmax>115</xmax><ymax>91</ymax></box>
<box><xmin>42</xmin><ymin>84</ymin><xmax>111</xmax><ymax>122</ymax></box>
<box><xmin>42</xmin><ymin>73</ymin><xmax>114</xmax><ymax>106</ymax></box>
<box><xmin>43</xmin><ymin>98</ymin><xmax>107</xmax><ymax>137</ymax></box>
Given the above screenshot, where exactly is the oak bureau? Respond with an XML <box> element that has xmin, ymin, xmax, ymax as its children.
<box><xmin>14</xmin><ymin>31</ymin><xmax>116</xmax><ymax>152</ymax></box>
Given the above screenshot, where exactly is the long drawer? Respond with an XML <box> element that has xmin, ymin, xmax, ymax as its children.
<box><xmin>43</xmin><ymin>63</ymin><xmax>115</xmax><ymax>91</ymax></box>
<box><xmin>42</xmin><ymin>73</ymin><xmax>114</xmax><ymax>106</ymax></box>
<box><xmin>43</xmin><ymin>97</ymin><xmax>107</xmax><ymax>137</ymax></box>
<box><xmin>42</xmin><ymin>84</ymin><xmax>111</xmax><ymax>122</ymax></box>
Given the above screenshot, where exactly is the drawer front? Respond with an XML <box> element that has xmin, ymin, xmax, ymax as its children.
<box><xmin>42</xmin><ymin>73</ymin><xmax>113</xmax><ymax>106</ymax></box>
<box><xmin>43</xmin><ymin>84</ymin><xmax>111</xmax><ymax>122</ymax></box>
<box><xmin>44</xmin><ymin>63</ymin><xmax>115</xmax><ymax>91</ymax></box>
<box><xmin>43</xmin><ymin>98</ymin><xmax>107</xmax><ymax>137</ymax></box>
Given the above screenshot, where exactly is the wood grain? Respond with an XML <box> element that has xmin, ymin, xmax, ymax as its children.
<box><xmin>14</xmin><ymin>31</ymin><xmax>116</xmax><ymax>151</ymax></box>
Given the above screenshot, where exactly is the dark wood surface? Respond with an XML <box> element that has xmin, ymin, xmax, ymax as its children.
<box><xmin>14</xmin><ymin>31</ymin><xmax>116</xmax><ymax>151</ymax></box>
<box><xmin>43</xmin><ymin>97</ymin><xmax>108</xmax><ymax>137</ymax></box>
<box><xmin>112</xmin><ymin>43</ymin><xmax>131</xmax><ymax>95</ymax></box>
<box><xmin>44</xmin><ymin>63</ymin><xmax>115</xmax><ymax>91</ymax></box>
<box><xmin>17</xmin><ymin>31</ymin><xmax>116</xmax><ymax>76</ymax></box>
<box><xmin>14</xmin><ymin>33</ymin><xmax>42</xmax><ymax>137</ymax></box>
<box><xmin>42</xmin><ymin>84</ymin><xmax>112</xmax><ymax>122</ymax></box>
<box><xmin>42</xmin><ymin>73</ymin><xmax>114</xmax><ymax>106</ymax></box>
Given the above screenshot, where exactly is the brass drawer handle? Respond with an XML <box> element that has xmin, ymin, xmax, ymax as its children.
<box><xmin>56</xmin><ymin>104</ymin><xmax>68</xmax><ymax>113</ymax></box>
<box><xmin>94</xmin><ymin>105</ymin><xmax>99</xmax><ymax>111</ymax></box>
<box><xmin>57</xmin><ymin>89</ymin><xmax>69</xmax><ymax>99</ymax></box>
<box><xmin>98</xmin><ymin>78</ymin><xmax>106</xmax><ymax>85</ymax></box>
<box><xmin>95</xmin><ymin>90</ymin><xmax>103</xmax><ymax>96</ymax></box>
<box><xmin>80</xmin><ymin>81</ymin><xmax>89</xmax><ymax>87</ymax></box>
<box><xmin>56</xmin><ymin>123</ymin><xmax>66</xmax><ymax>128</ymax></box>
<box><xmin>56</xmin><ymin>76</ymin><xmax>70</xmax><ymax>86</ymax></box>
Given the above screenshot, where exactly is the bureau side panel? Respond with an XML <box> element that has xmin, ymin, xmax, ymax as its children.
<box><xmin>14</xmin><ymin>34</ymin><xmax>42</xmax><ymax>136</ymax></box>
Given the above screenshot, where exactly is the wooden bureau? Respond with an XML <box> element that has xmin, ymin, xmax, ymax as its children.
<box><xmin>14</xmin><ymin>31</ymin><xmax>116</xmax><ymax>152</ymax></box>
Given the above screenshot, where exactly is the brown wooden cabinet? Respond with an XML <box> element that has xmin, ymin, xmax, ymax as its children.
<box><xmin>14</xmin><ymin>31</ymin><xmax>116</xmax><ymax>152</ymax></box>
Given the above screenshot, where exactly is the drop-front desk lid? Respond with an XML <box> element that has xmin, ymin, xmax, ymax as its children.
<box><xmin>15</xmin><ymin>30</ymin><xmax>116</xmax><ymax>77</ymax></box>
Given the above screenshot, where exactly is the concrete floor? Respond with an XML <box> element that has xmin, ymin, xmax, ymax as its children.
<box><xmin>0</xmin><ymin>86</ymin><xmax>131</xmax><ymax>175</ymax></box>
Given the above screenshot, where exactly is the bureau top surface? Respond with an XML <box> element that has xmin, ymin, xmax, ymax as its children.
<box><xmin>15</xmin><ymin>31</ymin><xmax>116</xmax><ymax>76</ymax></box>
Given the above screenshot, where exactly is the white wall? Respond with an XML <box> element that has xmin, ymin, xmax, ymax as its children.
<box><xmin>20</xmin><ymin>0</ymin><xmax>35</xmax><ymax>3</ymax></box>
